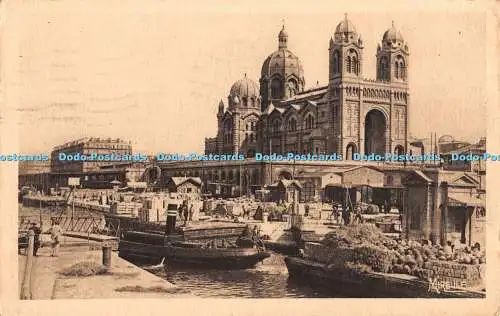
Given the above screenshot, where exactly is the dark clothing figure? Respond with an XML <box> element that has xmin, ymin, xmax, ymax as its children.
<box><xmin>254</xmin><ymin>206</ymin><xmax>263</xmax><ymax>220</ymax></box>
<box><xmin>331</xmin><ymin>204</ymin><xmax>339</xmax><ymax>222</ymax></box>
<box><xmin>29</xmin><ymin>224</ymin><xmax>42</xmax><ymax>256</ymax></box>
<box><xmin>183</xmin><ymin>204</ymin><xmax>189</xmax><ymax>225</ymax></box>
<box><xmin>342</xmin><ymin>206</ymin><xmax>351</xmax><ymax>225</ymax></box>
<box><xmin>353</xmin><ymin>206</ymin><xmax>363</xmax><ymax>224</ymax></box>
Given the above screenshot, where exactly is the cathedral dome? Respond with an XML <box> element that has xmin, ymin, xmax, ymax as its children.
<box><xmin>260</xmin><ymin>25</ymin><xmax>305</xmax><ymax>88</ymax></box>
<box><xmin>382</xmin><ymin>22</ymin><xmax>405</xmax><ymax>44</ymax></box>
<box><xmin>260</xmin><ymin>48</ymin><xmax>304</xmax><ymax>80</ymax></box>
<box><xmin>229</xmin><ymin>74</ymin><xmax>260</xmax><ymax>98</ymax></box>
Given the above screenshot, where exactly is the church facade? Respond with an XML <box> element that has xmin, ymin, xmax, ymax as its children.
<box><xmin>205</xmin><ymin>15</ymin><xmax>410</xmax><ymax>159</ymax></box>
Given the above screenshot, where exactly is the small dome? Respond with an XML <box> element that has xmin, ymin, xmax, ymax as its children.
<box><xmin>335</xmin><ymin>17</ymin><xmax>357</xmax><ymax>35</ymax></box>
<box><xmin>383</xmin><ymin>22</ymin><xmax>404</xmax><ymax>43</ymax></box>
<box><xmin>333</xmin><ymin>14</ymin><xmax>360</xmax><ymax>44</ymax></box>
<box><xmin>278</xmin><ymin>25</ymin><xmax>288</xmax><ymax>38</ymax></box>
<box><xmin>229</xmin><ymin>74</ymin><xmax>260</xmax><ymax>99</ymax></box>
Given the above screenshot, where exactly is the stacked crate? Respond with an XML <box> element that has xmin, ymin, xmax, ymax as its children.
<box><xmin>139</xmin><ymin>196</ymin><xmax>168</xmax><ymax>223</ymax></box>
<box><xmin>111</xmin><ymin>201</ymin><xmax>142</xmax><ymax>217</ymax></box>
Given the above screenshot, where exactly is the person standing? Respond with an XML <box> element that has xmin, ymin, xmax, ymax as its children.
<box><xmin>353</xmin><ymin>205</ymin><xmax>363</xmax><ymax>224</ymax></box>
<box><xmin>188</xmin><ymin>204</ymin><xmax>194</xmax><ymax>221</ymax></box>
<box><xmin>183</xmin><ymin>201</ymin><xmax>189</xmax><ymax>226</ymax></box>
<box><xmin>48</xmin><ymin>220</ymin><xmax>63</xmax><ymax>257</ymax></box>
<box><xmin>29</xmin><ymin>223</ymin><xmax>42</xmax><ymax>256</ymax></box>
<box><xmin>331</xmin><ymin>203</ymin><xmax>339</xmax><ymax>222</ymax></box>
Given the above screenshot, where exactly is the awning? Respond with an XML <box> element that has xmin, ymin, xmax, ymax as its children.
<box><xmin>448</xmin><ymin>193</ymin><xmax>485</xmax><ymax>208</ymax></box>
<box><xmin>324</xmin><ymin>183</ymin><xmax>344</xmax><ymax>188</ymax></box>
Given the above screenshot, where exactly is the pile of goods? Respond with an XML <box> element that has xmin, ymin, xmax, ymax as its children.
<box><xmin>358</xmin><ymin>202</ymin><xmax>380</xmax><ymax>215</ymax></box>
<box><xmin>320</xmin><ymin>224</ymin><xmax>485</xmax><ymax>279</ymax></box>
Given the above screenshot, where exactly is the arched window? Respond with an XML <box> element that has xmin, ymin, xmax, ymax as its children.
<box><xmin>250</xmin><ymin>134</ymin><xmax>254</xmax><ymax>143</ymax></box>
<box><xmin>272</xmin><ymin>119</ymin><xmax>281</xmax><ymax>133</ymax></box>
<box><xmin>271</xmin><ymin>78</ymin><xmax>282</xmax><ymax>99</ymax></box>
<box><xmin>379</xmin><ymin>56</ymin><xmax>388</xmax><ymax>80</ymax></box>
<box><xmin>332</xmin><ymin>50</ymin><xmax>340</xmax><ymax>74</ymax></box>
<box><xmin>395</xmin><ymin>56</ymin><xmax>406</xmax><ymax>80</ymax></box>
<box><xmin>346</xmin><ymin>56</ymin><xmax>352</xmax><ymax>73</ymax></box>
<box><xmin>305</xmin><ymin>114</ymin><xmax>315</xmax><ymax>129</ymax></box>
<box><xmin>346</xmin><ymin>50</ymin><xmax>359</xmax><ymax>75</ymax></box>
<box><xmin>288</xmin><ymin>117</ymin><xmax>297</xmax><ymax>132</ymax></box>
<box><xmin>352</xmin><ymin>56</ymin><xmax>358</xmax><ymax>74</ymax></box>
<box><xmin>288</xmin><ymin>79</ymin><xmax>297</xmax><ymax>97</ymax></box>
<box><xmin>346</xmin><ymin>143</ymin><xmax>357</xmax><ymax>160</ymax></box>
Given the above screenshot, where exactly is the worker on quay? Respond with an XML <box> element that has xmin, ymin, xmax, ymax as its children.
<box><xmin>183</xmin><ymin>201</ymin><xmax>189</xmax><ymax>226</ymax></box>
<box><xmin>188</xmin><ymin>204</ymin><xmax>194</xmax><ymax>221</ymax></box>
<box><xmin>330</xmin><ymin>203</ymin><xmax>339</xmax><ymax>223</ymax></box>
<box><xmin>48</xmin><ymin>219</ymin><xmax>63</xmax><ymax>257</ymax></box>
<box><xmin>342</xmin><ymin>205</ymin><xmax>351</xmax><ymax>225</ymax></box>
<box><xmin>29</xmin><ymin>223</ymin><xmax>42</xmax><ymax>256</ymax></box>
<box><xmin>353</xmin><ymin>205</ymin><xmax>363</xmax><ymax>224</ymax></box>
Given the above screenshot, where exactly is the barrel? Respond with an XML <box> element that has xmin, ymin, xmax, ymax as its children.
<box><xmin>102</xmin><ymin>245</ymin><xmax>112</xmax><ymax>267</ymax></box>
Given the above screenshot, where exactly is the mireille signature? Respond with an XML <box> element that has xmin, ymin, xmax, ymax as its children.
<box><xmin>428</xmin><ymin>277</ymin><xmax>467</xmax><ymax>294</ymax></box>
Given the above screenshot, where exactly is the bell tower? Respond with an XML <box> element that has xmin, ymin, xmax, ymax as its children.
<box><xmin>329</xmin><ymin>14</ymin><xmax>364</xmax><ymax>83</ymax></box>
<box><xmin>376</xmin><ymin>21</ymin><xmax>409</xmax><ymax>83</ymax></box>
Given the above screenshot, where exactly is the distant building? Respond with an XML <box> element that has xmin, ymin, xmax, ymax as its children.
<box><xmin>50</xmin><ymin>137</ymin><xmax>132</xmax><ymax>174</ymax></box>
<box><xmin>440</xmin><ymin>137</ymin><xmax>486</xmax><ymax>174</ymax></box>
<box><xmin>166</xmin><ymin>177</ymin><xmax>203</xmax><ymax>195</ymax></box>
<box><xmin>18</xmin><ymin>160</ymin><xmax>51</xmax><ymax>175</ymax></box>
<box><xmin>18</xmin><ymin>160</ymin><xmax>52</xmax><ymax>193</ymax></box>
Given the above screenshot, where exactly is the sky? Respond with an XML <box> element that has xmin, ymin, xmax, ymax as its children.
<box><xmin>7</xmin><ymin>1</ymin><xmax>489</xmax><ymax>154</ymax></box>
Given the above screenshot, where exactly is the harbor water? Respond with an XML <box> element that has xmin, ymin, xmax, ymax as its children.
<box><xmin>145</xmin><ymin>252</ymin><xmax>333</xmax><ymax>298</ymax></box>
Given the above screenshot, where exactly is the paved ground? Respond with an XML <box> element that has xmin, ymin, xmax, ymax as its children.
<box><xmin>19</xmin><ymin>237</ymin><xmax>194</xmax><ymax>299</ymax></box>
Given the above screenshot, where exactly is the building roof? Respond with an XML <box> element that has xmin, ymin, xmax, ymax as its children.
<box><xmin>280</xmin><ymin>179</ymin><xmax>302</xmax><ymax>188</ymax></box>
<box><xmin>282</xmin><ymin>86</ymin><xmax>328</xmax><ymax>103</ymax></box>
<box><xmin>441</xmin><ymin>141</ymin><xmax>486</xmax><ymax>155</ymax></box>
<box><xmin>169</xmin><ymin>177</ymin><xmax>202</xmax><ymax>187</ymax></box>
<box><xmin>448</xmin><ymin>192</ymin><xmax>484</xmax><ymax>208</ymax></box>
<box><xmin>411</xmin><ymin>170</ymin><xmax>434</xmax><ymax>183</ymax></box>
<box><xmin>337</xmin><ymin>165</ymin><xmax>383</xmax><ymax>174</ymax></box>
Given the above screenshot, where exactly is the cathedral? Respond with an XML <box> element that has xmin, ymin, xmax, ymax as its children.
<box><xmin>205</xmin><ymin>14</ymin><xmax>410</xmax><ymax>160</ymax></box>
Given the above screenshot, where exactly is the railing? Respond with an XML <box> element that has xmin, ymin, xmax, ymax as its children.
<box><xmin>19</xmin><ymin>215</ymin><xmax>120</xmax><ymax>237</ymax></box>
<box><xmin>20</xmin><ymin>231</ymin><xmax>34</xmax><ymax>300</ymax></box>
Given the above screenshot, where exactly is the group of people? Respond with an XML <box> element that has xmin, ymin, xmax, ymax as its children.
<box><xmin>26</xmin><ymin>219</ymin><xmax>63</xmax><ymax>257</ymax></box>
<box><xmin>178</xmin><ymin>201</ymin><xmax>194</xmax><ymax>225</ymax></box>
<box><xmin>330</xmin><ymin>203</ymin><xmax>363</xmax><ymax>225</ymax></box>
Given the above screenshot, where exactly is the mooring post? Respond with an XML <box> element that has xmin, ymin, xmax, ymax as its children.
<box><xmin>102</xmin><ymin>243</ymin><xmax>112</xmax><ymax>268</ymax></box>
<box><xmin>20</xmin><ymin>230</ymin><xmax>35</xmax><ymax>300</ymax></box>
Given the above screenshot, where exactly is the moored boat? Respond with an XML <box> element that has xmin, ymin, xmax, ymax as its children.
<box><xmin>119</xmin><ymin>223</ymin><xmax>271</xmax><ymax>269</ymax></box>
